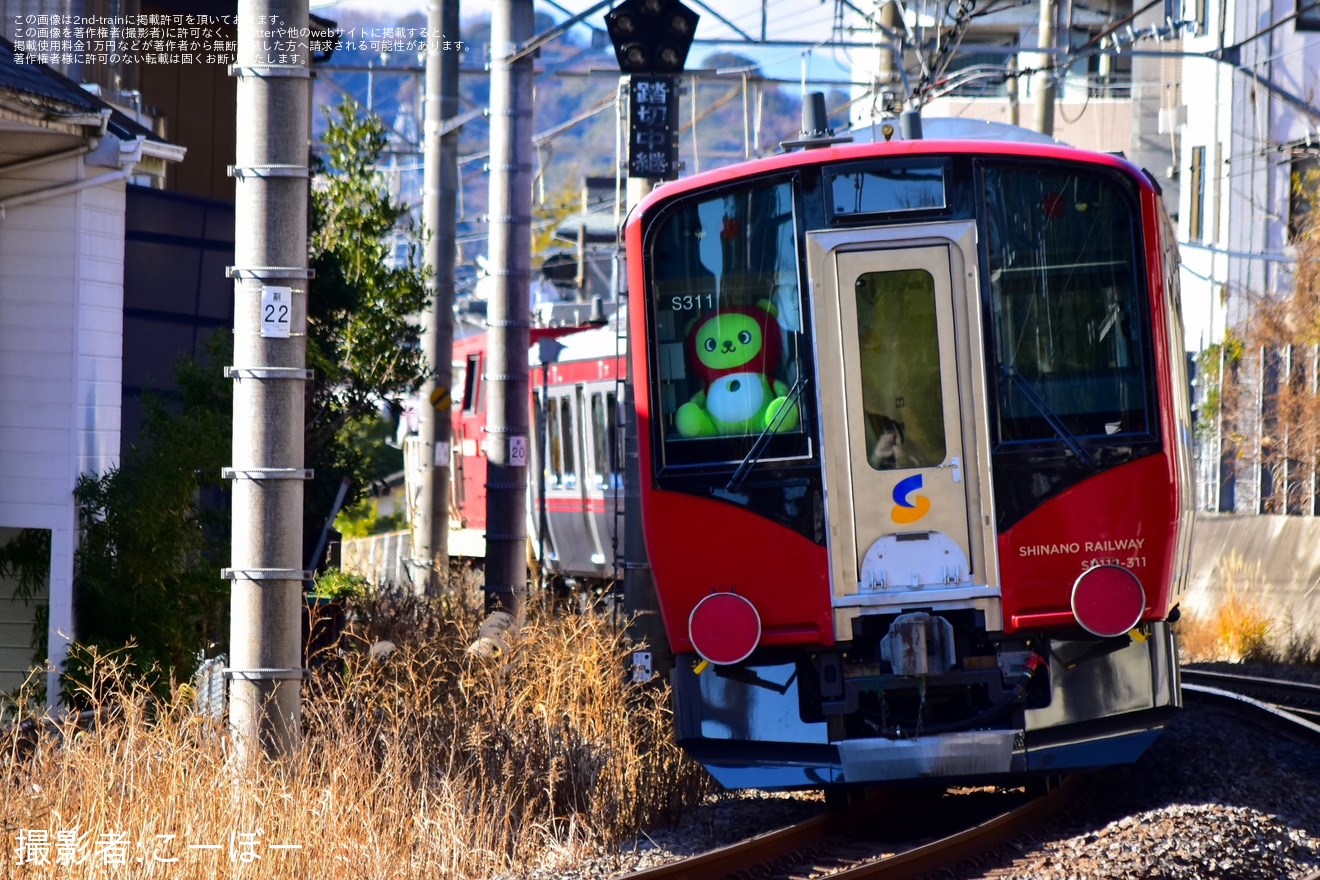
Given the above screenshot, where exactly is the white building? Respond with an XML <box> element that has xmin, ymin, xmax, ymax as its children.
<box><xmin>0</xmin><ymin>40</ymin><xmax>183</xmax><ymax>702</ymax></box>
<box><xmin>1175</xmin><ymin>0</ymin><xmax>1320</xmax><ymax>513</ymax></box>
<box><xmin>847</xmin><ymin>0</ymin><xmax>1137</xmax><ymax>156</ymax></box>
<box><xmin>842</xmin><ymin>0</ymin><xmax>1320</xmax><ymax>516</ymax></box>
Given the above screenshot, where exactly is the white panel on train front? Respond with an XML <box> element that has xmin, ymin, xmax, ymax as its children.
<box><xmin>806</xmin><ymin>222</ymin><xmax>1001</xmax><ymax>638</ymax></box>
<box><xmin>859</xmin><ymin>529</ymin><xmax>970</xmax><ymax>590</ymax></box>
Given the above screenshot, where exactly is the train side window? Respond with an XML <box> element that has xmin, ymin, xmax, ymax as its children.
<box><xmin>547</xmin><ymin>396</ymin><xmax>563</xmax><ymax>488</ymax></box>
<box><xmin>854</xmin><ymin>269</ymin><xmax>947</xmax><ymax>469</ymax></box>
<box><xmin>982</xmin><ymin>164</ymin><xmax>1152</xmax><ymax>443</ymax></box>
<box><xmin>647</xmin><ymin>177</ymin><xmax>812</xmax><ymax>469</ymax></box>
<box><xmin>608</xmin><ymin>390</ymin><xmax>623</xmax><ymax>486</ymax></box>
<box><xmin>462</xmin><ymin>354</ymin><xmax>480</xmax><ymax>413</ymax></box>
<box><xmin>452</xmin><ymin>360</ymin><xmax>467</xmax><ymax>408</ymax></box>
<box><xmin>556</xmin><ymin>395</ymin><xmax>577</xmax><ymax>490</ymax></box>
<box><xmin>590</xmin><ymin>392</ymin><xmax>608</xmax><ymax>489</ymax></box>
<box><xmin>589</xmin><ymin>391</ymin><xmax>624</xmax><ymax>490</ymax></box>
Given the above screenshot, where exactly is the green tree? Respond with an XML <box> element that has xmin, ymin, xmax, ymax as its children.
<box><xmin>67</xmin><ymin>338</ymin><xmax>233</xmax><ymax>702</ymax></box>
<box><xmin>305</xmin><ymin>99</ymin><xmax>427</xmax><ymax>561</ymax></box>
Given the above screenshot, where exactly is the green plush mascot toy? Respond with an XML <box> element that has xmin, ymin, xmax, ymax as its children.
<box><xmin>675</xmin><ymin>299</ymin><xmax>800</xmax><ymax>438</ymax></box>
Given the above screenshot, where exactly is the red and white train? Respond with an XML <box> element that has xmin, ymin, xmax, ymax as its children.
<box><xmin>622</xmin><ymin>120</ymin><xmax>1195</xmax><ymax>790</ymax></box>
<box><xmin>447</xmin><ymin>323</ymin><xmax>628</xmax><ymax>586</ymax></box>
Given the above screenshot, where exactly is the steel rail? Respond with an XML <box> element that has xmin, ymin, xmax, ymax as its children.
<box><xmin>819</xmin><ymin>776</ymin><xmax>1084</xmax><ymax>880</ymax></box>
<box><xmin>1181</xmin><ymin>668</ymin><xmax>1320</xmax><ymax>707</ymax></box>
<box><xmin>1182</xmin><ymin>683</ymin><xmax>1320</xmax><ymax>744</ymax></box>
<box><xmin>619</xmin><ymin>791</ymin><xmax>894</xmax><ymax>880</ymax></box>
<box><xmin>618</xmin><ymin>777</ymin><xmax>1083</xmax><ymax>880</ymax></box>
<box><xmin>3</xmin><ymin>708</ymin><xmax>109</xmax><ymax>763</ymax></box>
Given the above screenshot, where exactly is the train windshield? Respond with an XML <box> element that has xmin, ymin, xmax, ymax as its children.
<box><xmin>982</xmin><ymin>164</ymin><xmax>1152</xmax><ymax>445</ymax></box>
<box><xmin>648</xmin><ymin>178</ymin><xmax>811</xmax><ymax>469</ymax></box>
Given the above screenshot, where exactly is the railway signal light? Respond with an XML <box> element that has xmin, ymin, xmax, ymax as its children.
<box><xmin>606</xmin><ymin>0</ymin><xmax>695</xmax><ymax>180</ymax></box>
<box><xmin>605</xmin><ymin>0</ymin><xmax>699</xmax><ymax>74</ymax></box>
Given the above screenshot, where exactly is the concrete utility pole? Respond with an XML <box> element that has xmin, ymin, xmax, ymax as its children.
<box><xmin>225</xmin><ymin>0</ymin><xmax>311</xmax><ymax>758</ymax></box>
<box><xmin>1034</xmin><ymin>0</ymin><xmax>1057</xmax><ymax>136</ymax></box>
<box><xmin>1007</xmin><ymin>55</ymin><xmax>1019</xmax><ymax>127</ymax></box>
<box><xmin>482</xmin><ymin>0</ymin><xmax>535</xmax><ymax>626</ymax></box>
<box><xmin>876</xmin><ymin>1</ymin><xmax>901</xmax><ymax>112</ymax></box>
<box><xmin>414</xmin><ymin>0</ymin><xmax>461</xmax><ymax>595</ymax></box>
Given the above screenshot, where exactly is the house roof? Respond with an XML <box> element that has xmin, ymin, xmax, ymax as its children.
<box><xmin>0</xmin><ymin>36</ymin><xmax>103</xmax><ymax>117</ymax></box>
<box><xmin>0</xmin><ymin>35</ymin><xmax>179</xmax><ymax>148</ymax></box>
<box><xmin>553</xmin><ymin>207</ymin><xmax>619</xmax><ymax>245</ymax></box>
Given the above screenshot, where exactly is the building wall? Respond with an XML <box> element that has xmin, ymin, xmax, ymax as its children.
<box><xmin>121</xmin><ymin>185</ymin><xmax>235</xmax><ymax>450</ymax></box>
<box><xmin>138</xmin><ymin>47</ymin><xmax>238</xmax><ymax>202</ymax></box>
<box><xmin>1178</xmin><ymin>0</ymin><xmax>1320</xmax><ymax>514</ymax></box>
<box><xmin>922</xmin><ymin>98</ymin><xmax>1133</xmax><ymax>154</ymax></box>
<box><xmin>0</xmin><ymin>152</ymin><xmax>127</xmax><ymax>699</ymax></box>
<box><xmin>1127</xmin><ymin>20</ymin><xmax>1182</xmax><ymax>221</ymax></box>
<box><xmin>1185</xmin><ymin>514</ymin><xmax>1320</xmax><ymax>638</ymax></box>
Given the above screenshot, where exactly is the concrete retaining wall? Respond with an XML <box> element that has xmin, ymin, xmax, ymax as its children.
<box><xmin>1185</xmin><ymin>515</ymin><xmax>1320</xmax><ymax>635</ymax></box>
<box><xmin>341</xmin><ymin>530</ymin><xmax>417</xmax><ymax>590</ymax></box>
<box><xmin>341</xmin><ymin>516</ymin><xmax>1320</xmax><ymax>635</ymax></box>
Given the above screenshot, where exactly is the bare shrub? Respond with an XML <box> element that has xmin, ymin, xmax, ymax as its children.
<box><xmin>1176</xmin><ymin>552</ymin><xmax>1274</xmax><ymax>662</ymax></box>
<box><xmin>2</xmin><ymin>583</ymin><xmax>711</xmax><ymax>878</ymax></box>
<box><xmin>1216</xmin><ymin>165</ymin><xmax>1320</xmax><ymax>514</ymax></box>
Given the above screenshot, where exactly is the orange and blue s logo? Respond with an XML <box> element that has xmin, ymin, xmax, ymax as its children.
<box><xmin>891</xmin><ymin>474</ymin><xmax>931</xmax><ymax>524</ymax></box>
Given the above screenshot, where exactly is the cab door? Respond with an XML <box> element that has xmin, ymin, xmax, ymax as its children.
<box><xmin>807</xmin><ymin>223</ymin><xmax>999</xmax><ymax>640</ymax></box>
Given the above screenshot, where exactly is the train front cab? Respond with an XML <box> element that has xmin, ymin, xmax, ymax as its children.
<box><xmin>635</xmin><ymin>147</ymin><xmax>1191</xmax><ymax>791</ymax></box>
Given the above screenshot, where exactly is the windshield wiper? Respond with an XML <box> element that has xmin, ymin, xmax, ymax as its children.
<box><xmin>726</xmin><ymin>376</ymin><xmax>810</xmax><ymax>493</ymax></box>
<box><xmin>999</xmin><ymin>365</ymin><xmax>1094</xmax><ymax>465</ymax></box>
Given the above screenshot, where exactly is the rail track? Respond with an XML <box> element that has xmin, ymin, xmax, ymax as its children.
<box><xmin>1181</xmin><ymin>668</ymin><xmax>1320</xmax><ymax>734</ymax></box>
<box><xmin>618</xmin><ymin>670</ymin><xmax>1320</xmax><ymax>880</ymax></box>
<box><xmin>618</xmin><ymin>776</ymin><xmax>1084</xmax><ymax>880</ymax></box>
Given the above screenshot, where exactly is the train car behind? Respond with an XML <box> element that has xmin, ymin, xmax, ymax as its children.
<box><xmin>448</xmin><ymin>322</ymin><xmax>628</xmax><ymax>586</ymax></box>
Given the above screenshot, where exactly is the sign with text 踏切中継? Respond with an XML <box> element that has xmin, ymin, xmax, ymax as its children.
<box><xmin>629</xmin><ymin>75</ymin><xmax>679</xmax><ymax>180</ymax></box>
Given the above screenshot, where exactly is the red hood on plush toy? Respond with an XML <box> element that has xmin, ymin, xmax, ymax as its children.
<box><xmin>684</xmin><ymin>302</ymin><xmax>784</xmax><ymax>385</ymax></box>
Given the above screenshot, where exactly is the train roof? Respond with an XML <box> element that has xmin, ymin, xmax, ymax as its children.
<box><xmin>525</xmin><ymin>320</ymin><xmax>627</xmax><ymax>366</ymax></box>
<box><xmin>451</xmin><ymin>314</ymin><xmax>627</xmax><ymax>365</ymax></box>
<box><xmin>847</xmin><ymin>117</ymin><xmax>1064</xmax><ymax>145</ymax></box>
<box><xmin>631</xmin><ymin>130</ymin><xmax>1154</xmax><ymax>219</ymax></box>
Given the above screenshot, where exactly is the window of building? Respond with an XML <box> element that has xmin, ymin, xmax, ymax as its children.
<box><xmin>1187</xmin><ymin>0</ymin><xmax>1209</xmax><ymax>34</ymax></box>
<box><xmin>1289</xmin><ymin>149</ymin><xmax>1320</xmax><ymax>240</ymax></box>
<box><xmin>1189</xmin><ymin>146</ymin><xmax>1206</xmax><ymax>242</ymax></box>
<box><xmin>462</xmin><ymin>354</ymin><xmax>480</xmax><ymax>413</ymax></box>
<box><xmin>1299</xmin><ymin>0</ymin><xmax>1320</xmax><ymax>31</ymax></box>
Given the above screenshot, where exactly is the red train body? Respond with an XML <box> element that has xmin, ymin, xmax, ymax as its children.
<box><xmin>624</xmin><ymin>130</ymin><xmax>1193</xmax><ymax>789</ymax></box>
<box><xmin>448</xmin><ymin>325</ymin><xmax>628</xmax><ymax>583</ymax></box>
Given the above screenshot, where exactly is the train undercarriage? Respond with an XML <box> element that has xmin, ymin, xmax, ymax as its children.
<box><xmin>670</xmin><ymin>615</ymin><xmax>1181</xmax><ymax>791</ymax></box>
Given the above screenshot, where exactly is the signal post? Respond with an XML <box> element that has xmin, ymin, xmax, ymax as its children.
<box><xmin>606</xmin><ymin>0</ymin><xmax>698</xmax><ymax>679</ymax></box>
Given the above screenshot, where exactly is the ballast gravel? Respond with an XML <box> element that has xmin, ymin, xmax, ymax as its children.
<box><xmin>504</xmin><ymin>663</ymin><xmax>1320</xmax><ymax>880</ymax></box>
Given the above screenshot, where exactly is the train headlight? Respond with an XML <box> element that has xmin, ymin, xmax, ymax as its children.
<box><xmin>1070</xmin><ymin>564</ymin><xmax>1147</xmax><ymax>638</ymax></box>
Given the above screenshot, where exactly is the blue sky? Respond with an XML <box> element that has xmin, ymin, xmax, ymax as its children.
<box><xmin>312</xmin><ymin>0</ymin><xmax>857</xmax><ymax>84</ymax></box>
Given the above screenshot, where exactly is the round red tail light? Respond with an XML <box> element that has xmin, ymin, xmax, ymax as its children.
<box><xmin>688</xmin><ymin>592</ymin><xmax>761</xmax><ymax>666</ymax></box>
<box><xmin>1071</xmin><ymin>564</ymin><xmax>1147</xmax><ymax>638</ymax></box>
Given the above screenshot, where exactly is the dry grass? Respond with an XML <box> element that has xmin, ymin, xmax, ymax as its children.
<box><xmin>1</xmin><ymin>582</ymin><xmax>711</xmax><ymax>878</ymax></box>
<box><xmin>1176</xmin><ymin>552</ymin><xmax>1274</xmax><ymax>663</ymax></box>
